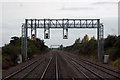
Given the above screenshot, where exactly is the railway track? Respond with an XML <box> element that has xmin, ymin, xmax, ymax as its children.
<box><xmin>40</xmin><ymin>53</ymin><xmax>59</xmax><ymax>80</ymax></box>
<box><xmin>62</xmin><ymin>54</ymin><xmax>103</xmax><ymax>80</ymax></box>
<box><xmin>2</xmin><ymin>50</ymin><xmax>119</xmax><ymax>79</ymax></box>
<box><xmin>2</xmin><ymin>54</ymin><xmax>52</xmax><ymax>80</ymax></box>
<box><xmin>62</xmin><ymin>53</ymin><xmax>120</xmax><ymax>80</ymax></box>
<box><xmin>67</xmin><ymin>52</ymin><xmax>120</xmax><ymax>74</ymax></box>
<box><xmin>3</xmin><ymin>60</ymin><xmax>42</xmax><ymax>79</ymax></box>
<box><xmin>57</xmin><ymin>52</ymin><xmax>80</xmax><ymax>79</ymax></box>
<box><xmin>2</xmin><ymin>52</ymin><xmax>59</xmax><ymax>80</ymax></box>
<box><xmin>79</xmin><ymin>58</ymin><xmax>120</xmax><ymax>79</ymax></box>
<box><xmin>40</xmin><ymin>56</ymin><xmax>53</xmax><ymax>80</ymax></box>
<box><xmin>65</xmin><ymin>52</ymin><xmax>120</xmax><ymax>78</ymax></box>
<box><xmin>63</xmin><ymin>55</ymin><xmax>91</xmax><ymax>80</ymax></box>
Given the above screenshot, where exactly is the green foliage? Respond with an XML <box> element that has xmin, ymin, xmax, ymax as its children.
<box><xmin>105</xmin><ymin>48</ymin><xmax>118</xmax><ymax>60</ymax></box>
<box><xmin>64</xmin><ymin>34</ymin><xmax>120</xmax><ymax>65</ymax></box>
<box><xmin>75</xmin><ymin>38</ymin><xmax>80</xmax><ymax>43</ymax></box>
<box><xmin>64</xmin><ymin>34</ymin><xmax>97</xmax><ymax>55</ymax></box>
<box><xmin>82</xmin><ymin>34</ymin><xmax>89</xmax><ymax>43</ymax></box>
<box><xmin>112</xmin><ymin>58</ymin><xmax>120</xmax><ymax>68</ymax></box>
<box><xmin>104</xmin><ymin>35</ymin><xmax>120</xmax><ymax>61</ymax></box>
<box><xmin>104</xmin><ymin>35</ymin><xmax>117</xmax><ymax>49</ymax></box>
<box><xmin>114</xmin><ymin>35</ymin><xmax>120</xmax><ymax>48</ymax></box>
<box><xmin>2</xmin><ymin>36</ymin><xmax>48</xmax><ymax>69</ymax></box>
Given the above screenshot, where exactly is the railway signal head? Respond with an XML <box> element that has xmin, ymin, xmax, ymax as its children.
<box><xmin>32</xmin><ymin>34</ymin><xmax>35</xmax><ymax>39</ymax></box>
<box><xmin>45</xmin><ymin>33</ymin><xmax>49</xmax><ymax>39</ymax></box>
<box><xmin>63</xmin><ymin>35</ymin><xmax>68</xmax><ymax>39</ymax></box>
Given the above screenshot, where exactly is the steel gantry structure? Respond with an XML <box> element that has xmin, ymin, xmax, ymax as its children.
<box><xmin>21</xmin><ymin>19</ymin><xmax>104</xmax><ymax>62</ymax></box>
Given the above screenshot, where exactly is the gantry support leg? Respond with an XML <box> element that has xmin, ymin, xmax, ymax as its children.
<box><xmin>21</xmin><ymin>19</ymin><xmax>28</xmax><ymax>62</ymax></box>
<box><xmin>97</xmin><ymin>19</ymin><xmax>101</xmax><ymax>61</ymax></box>
<box><xmin>21</xmin><ymin>24</ymin><xmax>25</xmax><ymax>62</ymax></box>
<box><xmin>21</xmin><ymin>21</ymin><xmax>27</xmax><ymax>62</ymax></box>
<box><xmin>99</xmin><ymin>24</ymin><xmax>104</xmax><ymax>62</ymax></box>
<box><xmin>97</xmin><ymin>19</ymin><xmax>104</xmax><ymax>62</ymax></box>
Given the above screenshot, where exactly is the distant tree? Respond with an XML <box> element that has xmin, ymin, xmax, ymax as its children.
<box><xmin>10</xmin><ymin>36</ymin><xmax>19</xmax><ymax>45</ymax></box>
<box><xmin>90</xmin><ymin>36</ymin><xmax>96</xmax><ymax>41</ymax></box>
<box><xmin>11</xmin><ymin>36</ymin><xmax>19</xmax><ymax>40</ymax></box>
<box><xmin>112</xmin><ymin>36</ymin><xmax>120</xmax><ymax>60</ymax></box>
<box><xmin>2</xmin><ymin>36</ymin><xmax>48</xmax><ymax>69</ymax></box>
<box><xmin>75</xmin><ymin>38</ymin><xmax>80</xmax><ymax>43</ymax></box>
<box><xmin>64</xmin><ymin>34</ymin><xmax>120</xmax><ymax>67</ymax></box>
<box><xmin>114</xmin><ymin>36</ymin><xmax>120</xmax><ymax>48</ymax></box>
<box><xmin>88</xmin><ymin>36</ymin><xmax>97</xmax><ymax>54</ymax></box>
<box><xmin>82</xmin><ymin>34</ymin><xmax>89</xmax><ymax>43</ymax></box>
<box><xmin>104</xmin><ymin>35</ymin><xmax>120</xmax><ymax>60</ymax></box>
<box><xmin>104</xmin><ymin>35</ymin><xmax>117</xmax><ymax>49</ymax></box>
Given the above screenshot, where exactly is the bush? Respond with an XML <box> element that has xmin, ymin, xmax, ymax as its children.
<box><xmin>2</xmin><ymin>36</ymin><xmax>48</xmax><ymax>69</ymax></box>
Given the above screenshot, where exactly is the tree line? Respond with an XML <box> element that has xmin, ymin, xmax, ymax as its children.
<box><xmin>64</xmin><ymin>34</ymin><xmax>120</xmax><ymax>67</ymax></box>
<box><xmin>2</xmin><ymin>36</ymin><xmax>48</xmax><ymax>69</ymax></box>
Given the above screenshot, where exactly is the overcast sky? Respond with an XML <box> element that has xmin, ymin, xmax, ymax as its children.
<box><xmin>1</xmin><ymin>0</ymin><xmax>119</xmax><ymax>47</ymax></box>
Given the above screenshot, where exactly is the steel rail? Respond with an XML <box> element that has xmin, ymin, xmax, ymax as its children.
<box><xmin>39</xmin><ymin>56</ymin><xmax>53</xmax><ymax>80</ymax></box>
<box><xmin>79</xmin><ymin>59</ymin><xmax>120</xmax><ymax>79</ymax></box>
<box><xmin>66</xmin><ymin>52</ymin><xmax>120</xmax><ymax>79</ymax></box>
<box><xmin>63</xmin><ymin>56</ymin><xmax>91</xmax><ymax>80</ymax></box>
<box><xmin>2</xmin><ymin>57</ymin><xmax>43</xmax><ymax>80</ymax></box>
<box><xmin>71</xmin><ymin>60</ymin><xmax>105</xmax><ymax>80</ymax></box>
<box><xmin>80</xmin><ymin>58</ymin><xmax>120</xmax><ymax>74</ymax></box>
<box><xmin>63</xmin><ymin>54</ymin><xmax>105</xmax><ymax>80</ymax></box>
<box><xmin>55</xmin><ymin>54</ymin><xmax>59</xmax><ymax>80</ymax></box>
<box><xmin>19</xmin><ymin>58</ymin><xmax>45</xmax><ymax>79</ymax></box>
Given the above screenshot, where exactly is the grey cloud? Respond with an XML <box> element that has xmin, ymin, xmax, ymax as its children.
<box><xmin>60</xmin><ymin>7</ymin><xmax>94</xmax><ymax>11</ymax></box>
<box><xmin>92</xmin><ymin>2</ymin><xmax>117</xmax><ymax>5</ymax></box>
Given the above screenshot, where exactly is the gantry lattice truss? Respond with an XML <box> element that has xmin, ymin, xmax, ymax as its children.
<box><xmin>21</xmin><ymin>19</ymin><xmax>104</xmax><ymax>62</ymax></box>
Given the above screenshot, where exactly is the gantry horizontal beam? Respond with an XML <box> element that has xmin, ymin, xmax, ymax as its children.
<box><xmin>24</xmin><ymin>19</ymin><xmax>100</xmax><ymax>29</ymax></box>
<box><xmin>26</xmin><ymin>19</ymin><xmax>99</xmax><ymax>20</ymax></box>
